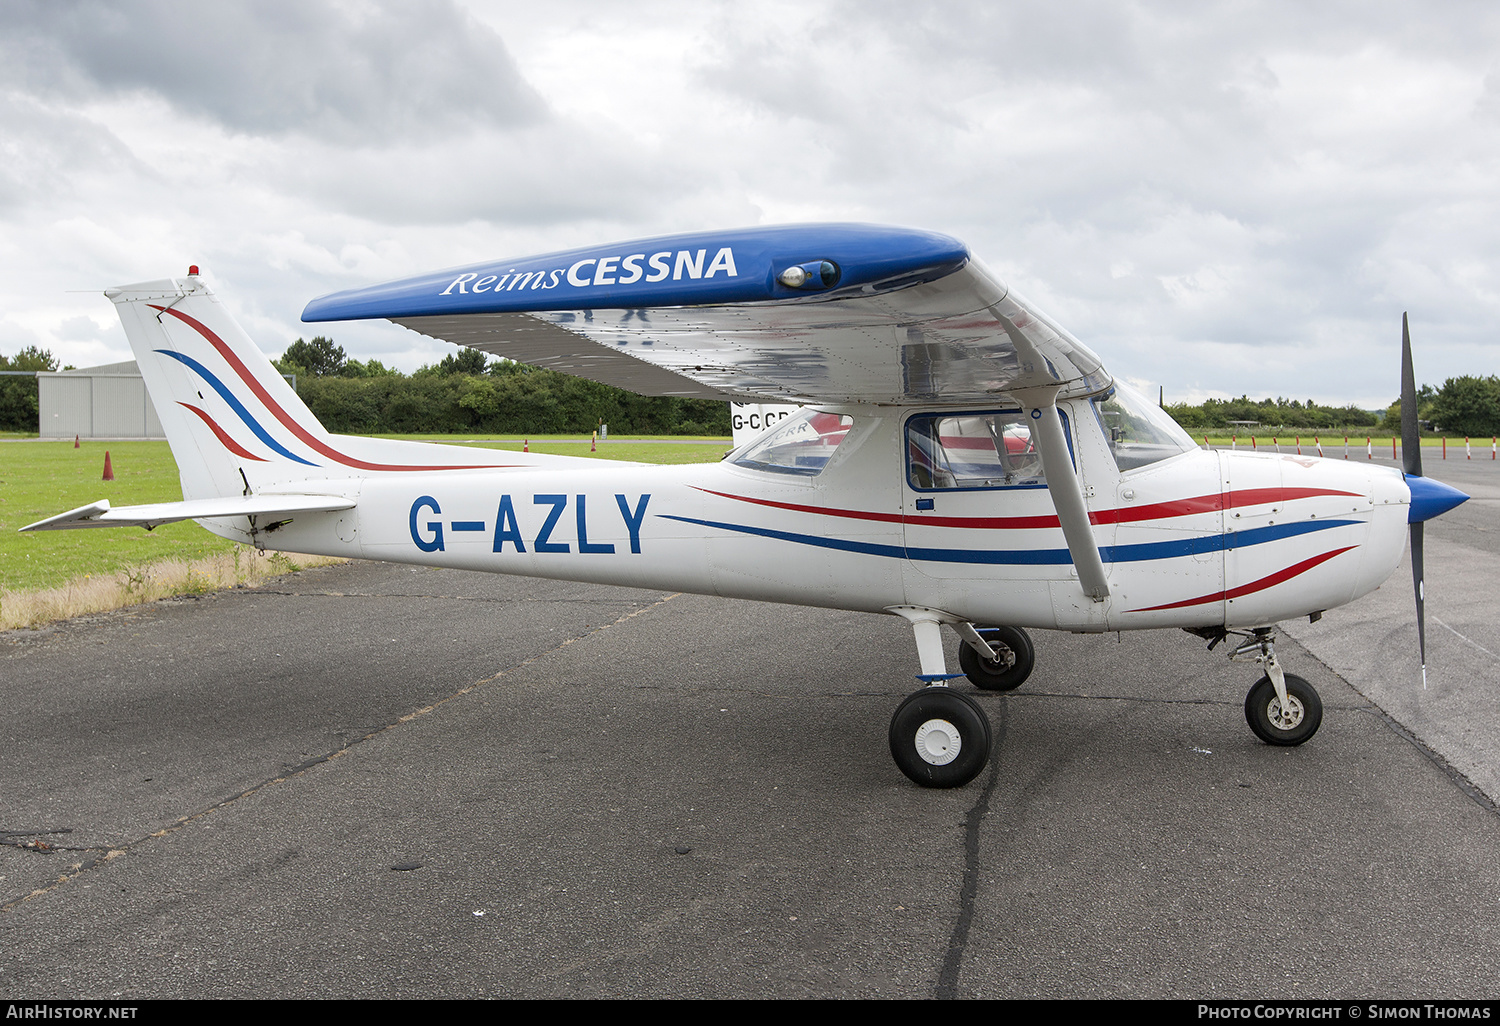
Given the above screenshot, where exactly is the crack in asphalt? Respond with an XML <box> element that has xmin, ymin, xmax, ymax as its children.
<box><xmin>1284</xmin><ymin>633</ymin><xmax>1500</xmax><ymax>814</ymax></box>
<box><xmin>933</xmin><ymin>700</ymin><xmax>1006</xmax><ymax>1000</ymax></box>
<box><xmin>0</xmin><ymin>829</ymin><xmax>95</xmax><ymax>857</ymax></box>
<box><xmin>1355</xmin><ymin>706</ymin><xmax>1500</xmax><ymax>815</ymax></box>
<box><xmin>0</xmin><ymin>593</ymin><xmax>682</xmax><ymax>914</ymax></box>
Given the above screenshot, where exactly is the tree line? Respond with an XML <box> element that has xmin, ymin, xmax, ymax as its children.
<box><xmin>274</xmin><ymin>337</ymin><xmax>731</xmax><ymax>436</ymax></box>
<box><xmin>1164</xmin><ymin>377</ymin><xmax>1500</xmax><ymax>437</ymax></box>
<box><xmin>0</xmin><ymin>346</ymin><xmax>60</xmax><ymax>431</ymax></box>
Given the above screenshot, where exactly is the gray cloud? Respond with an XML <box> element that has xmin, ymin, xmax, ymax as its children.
<box><xmin>1</xmin><ymin>1</ymin><xmax>1497</xmax><ymax>403</ymax></box>
<box><xmin>0</xmin><ymin>92</ymin><xmax>140</xmax><ymax>212</ymax></box>
<box><xmin>263</xmin><ymin>126</ymin><xmax>715</xmax><ymax>228</ymax></box>
<box><xmin>0</xmin><ymin>0</ymin><xmax>543</xmax><ymax>140</ymax></box>
<box><xmin>680</xmin><ymin>1</ymin><xmax>1500</xmax><ymax>400</ymax></box>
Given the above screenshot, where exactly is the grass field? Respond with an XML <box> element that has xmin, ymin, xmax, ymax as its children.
<box><xmin>0</xmin><ymin>435</ymin><xmax>730</xmax><ymax>598</ymax></box>
<box><xmin>1</xmin><ymin>439</ymin><xmax>251</xmax><ymax>595</ymax></box>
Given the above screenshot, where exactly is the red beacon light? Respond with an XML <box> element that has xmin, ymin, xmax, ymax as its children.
<box><xmin>187</xmin><ymin>265</ymin><xmax>200</xmax><ymax>276</ymax></box>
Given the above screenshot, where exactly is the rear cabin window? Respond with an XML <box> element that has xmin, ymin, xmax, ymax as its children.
<box><xmin>732</xmin><ymin>409</ymin><xmax>853</xmax><ymax>476</ymax></box>
<box><xmin>906</xmin><ymin>412</ymin><xmax>1053</xmax><ymax>490</ymax></box>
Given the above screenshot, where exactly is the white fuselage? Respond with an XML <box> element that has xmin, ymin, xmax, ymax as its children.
<box><xmin>222</xmin><ymin>401</ymin><xmax>1411</xmax><ymax>634</ymax></box>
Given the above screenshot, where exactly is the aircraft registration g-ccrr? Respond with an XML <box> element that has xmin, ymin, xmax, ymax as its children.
<box><xmin>24</xmin><ymin>223</ymin><xmax>1470</xmax><ymax>788</ymax></box>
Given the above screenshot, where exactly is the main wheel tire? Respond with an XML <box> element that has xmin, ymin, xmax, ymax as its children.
<box><xmin>1244</xmin><ymin>673</ymin><xmax>1323</xmax><ymax>746</ymax></box>
<box><xmin>958</xmin><ymin>625</ymin><xmax>1035</xmax><ymax>691</ymax></box>
<box><xmin>889</xmin><ymin>688</ymin><xmax>992</xmax><ymax>788</ymax></box>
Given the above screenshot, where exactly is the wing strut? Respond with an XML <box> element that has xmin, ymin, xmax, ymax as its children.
<box><xmin>1017</xmin><ymin>386</ymin><xmax>1110</xmax><ymax>601</ymax></box>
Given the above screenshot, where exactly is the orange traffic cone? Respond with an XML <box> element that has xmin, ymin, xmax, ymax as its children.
<box><xmin>102</xmin><ymin>451</ymin><xmax>114</xmax><ymax>481</ymax></box>
<box><xmin>523</xmin><ymin>439</ymin><xmax>528</xmax><ymax>452</ymax></box>
<box><xmin>74</xmin><ymin>434</ymin><xmax>80</xmax><ymax>449</ymax></box>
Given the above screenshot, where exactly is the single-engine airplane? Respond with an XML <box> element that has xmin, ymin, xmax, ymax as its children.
<box><xmin>23</xmin><ymin>224</ymin><xmax>1469</xmax><ymax>787</ymax></box>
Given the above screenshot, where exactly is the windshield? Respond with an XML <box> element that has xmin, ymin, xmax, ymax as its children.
<box><xmin>1092</xmin><ymin>383</ymin><xmax>1198</xmax><ymax>471</ymax></box>
<box><xmin>732</xmin><ymin>408</ymin><xmax>853</xmax><ymax>476</ymax></box>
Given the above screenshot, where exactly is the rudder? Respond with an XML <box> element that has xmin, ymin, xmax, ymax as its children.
<box><xmin>108</xmin><ymin>271</ymin><xmax>565</xmax><ymax>503</ymax></box>
<box><xmin>109</xmin><ymin>273</ymin><xmax>334</xmax><ymax>500</ymax></box>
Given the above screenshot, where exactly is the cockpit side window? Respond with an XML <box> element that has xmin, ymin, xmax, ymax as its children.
<box><xmin>731</xmin><ymin>408</ymin><xmax>853</xmax><ymax>476</ymax></box>
<box><xmin>906</xmin><ymin>411</ymin><xmax>1054</xmax><ymax>490</ymax></box>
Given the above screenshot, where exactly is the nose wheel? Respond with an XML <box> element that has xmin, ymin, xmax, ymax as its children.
<box><xmin>889</xmin><ymin>687</ymin><xmax>992</xmax><ymax>788</ymax></box>
<box><xmin>1244</xmin><ymin>673</ymin><xmax>1322</xmax><ymax>746</ymax></box>
<box><xmin>1216</xmin><ymin>628</ymin><xmax>1324</xmax><ymax>747</ymax></box>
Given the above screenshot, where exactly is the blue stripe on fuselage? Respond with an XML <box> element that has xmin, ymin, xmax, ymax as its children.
<box><xmin>656</xmin><ymin>515</ymin><xmax>1361</xmax><ymax>565</ymax></box>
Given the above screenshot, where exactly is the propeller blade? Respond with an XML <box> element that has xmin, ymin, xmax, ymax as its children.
<box><xmin>1400</xmin><ymin>312</ymin><xmax>1423</xmax><ymax>478</ymax></box>
<box><xmin>1410</xmin><ymin>520</ymin><xmax>1427</xmax><ymax>689</ymax></box>
<box><xmin>1397</xmin><ymin>314</ymin><xmax>1472</xmax><ymax>688</ymax></box>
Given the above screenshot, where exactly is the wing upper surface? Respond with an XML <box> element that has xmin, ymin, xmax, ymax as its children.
<box><xmin>303</xmin><ymin>223</ymin><xmax>1112</xmax><ymax>405</ymax></box>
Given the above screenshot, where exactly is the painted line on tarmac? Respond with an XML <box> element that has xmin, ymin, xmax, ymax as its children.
<box><xmin>1433</xmin><ymin>616</ymin><xmax>1500</xmax><ymax>663</ymax></box>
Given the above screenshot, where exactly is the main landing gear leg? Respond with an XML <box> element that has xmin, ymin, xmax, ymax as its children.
<box><xmin>886</xmin><ymin>608</ymin><xmax>992</xmax><ymax>788</ymax></box>
<box><xmin>1226</xmin><ymin>628</ymin><xmax>1324</xmax><ymax>746</ymax></box>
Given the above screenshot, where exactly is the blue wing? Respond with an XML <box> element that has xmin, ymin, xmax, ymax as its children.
<box><xmin>302</xmin><ymin>223</ymin><xmax>1111</xmax><ymax>405</ymax></box>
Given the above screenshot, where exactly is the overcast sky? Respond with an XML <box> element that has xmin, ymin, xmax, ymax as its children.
<box><xmin>1</xmin><ymin>0</ymin><xmax>1496</xmax><ymax>408</ymax></box>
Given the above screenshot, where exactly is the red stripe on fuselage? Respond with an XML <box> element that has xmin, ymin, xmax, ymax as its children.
<box><xmin>153</xmin><ymin>305</ymin><xmax>509</xmax><ymax>473</ymax></box>
<box><xmin>694</xmin><ymin>486</ymin><xmax>1363</xmax><ymax>530</ymax></box>
<box><xmin>1126</xmin><ymin>546</ymin><xmax>1358</xmax><ymax>612</ymax></box>
<box><xmin>179</xmin><ymin>402</ymin><xmax>268</xmax><ymax>461</ymax></box>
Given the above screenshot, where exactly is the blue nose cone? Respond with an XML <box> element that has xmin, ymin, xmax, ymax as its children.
<box><xmin>1406</xmin><ymin>474</ymin><xmax>1469</xmax><ymax>523</ymax></box>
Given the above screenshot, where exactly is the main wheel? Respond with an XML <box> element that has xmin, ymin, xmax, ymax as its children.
<box><xmin>958</xmin><ymin>626</ymin><xmax>1035</xmax><ymax>691</ymax></box>
<box><xmin>1244</xmin><ymin>674</ymin><xmax>1323</xmax><ymax>746</ymax></box>
<box><xmin>889</xmin><ymin>688</ymin><xmax>992</xmax><ymax>788</ymax></box>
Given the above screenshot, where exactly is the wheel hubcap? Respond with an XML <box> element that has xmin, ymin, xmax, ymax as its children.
<box><xmin>984</xmin><ymin>645</ymin><xmax>1015</xmax><ymax>671</ymax></box>
<box><xmin>915</xmin><ymin>718</ymin><xmax>961</xmax><ymax>765</ymax></box>
<box><xmin>1268</xmin><ymin>694</ymin><xmax>1305</xmax><ymax>730</ymax></box>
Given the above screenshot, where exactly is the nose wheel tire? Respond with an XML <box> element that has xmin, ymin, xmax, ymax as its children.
<box><xmin>959</xmin><ymin>625</ymin><xmax>1035</xmax><ymax>691</ymax></box>
<box><xmin>889</xmin><ymin>688</ymin><xmax>992</xmax><ymax>788</ymax></box>
<box><xmin>1244</xmin><ymin>673</ymin><xmax>1323</xmax><ymax>746</ymax></box>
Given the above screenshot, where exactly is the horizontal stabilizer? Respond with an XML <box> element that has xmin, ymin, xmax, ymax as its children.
<box><xmin>20</xmin><ymin>494</ymin><xmax>355</xmax><ymax>533</ymax></box>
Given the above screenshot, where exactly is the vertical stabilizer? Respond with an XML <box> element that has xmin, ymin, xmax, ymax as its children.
<box><xmin>108</xmin><ymin>274</ymin><xmax>335</xmax><ymax>499</ymax></box>
<box><xmin>107</xmin><ymin>272</ymin><xmax>531</xmax><ymax>502</ymax></box>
